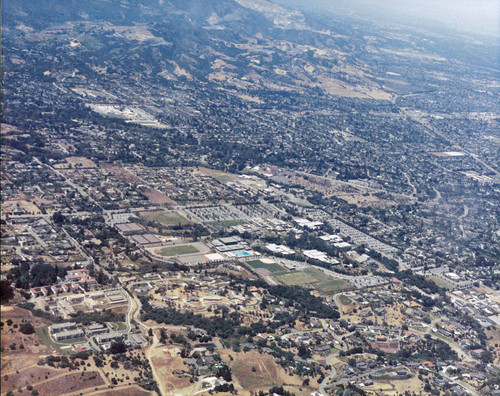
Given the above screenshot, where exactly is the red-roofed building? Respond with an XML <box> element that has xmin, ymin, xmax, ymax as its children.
<box><xmin>30</xmin><ymin>288</ymin><xmax>38</xmax><ymax>298</ymax></box>
<box><xmin>40</xmin><ymin>287</ymin><xmax>48</xmax><ymax>296</ymax></box>
<box><xmin>82</xmin><ymin>278</ymin><xmax>97</xmax><ymax>285</ymax></box>
<box><xmin>66</xmin><ymin>269</ymin><xmax>88</xmax><ymax>282</ymax></box>
<box><xmin>423</xmin><ymin>361</ymin><xmax>435</xmax><ymax>369</ymax></box>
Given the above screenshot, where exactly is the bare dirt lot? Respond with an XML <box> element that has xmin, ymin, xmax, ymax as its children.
<box><xmin>32</xmin><ymin>370</ymin><xmax>105</xmax><ymax>395</ymax></box>
<box><xmin>1</xmin><ymin>366</ymin><xmax>66</xmax><ymax>393</ymax></box>
<box><xmin>1</xmin><ymin>123</ymin><xmax>21</xmax><ymax>134</ymax></box>
<box><xmin>226</xmin><ymin>350</ymin><xmax>311</xmax><ymax>395</ymax></box>
<box><xmin>53</xmin><ymin>156</ymin><xmax>97</xmax><ymax>169</ymax></box>
<box><xmin>149</xmin><ymin>346</ymin><xmax>194</xmax><ymax>395</ymax></box>
<box><xmin>365</xmin><ymin>375</ymin><xmax>427</xmax><ymax>395</ymax></box>
<box><xmin>2</xmin><ymin>199</ymin><xmax>42</xmax><ymax>215</ymax></box>
<box><xmin>1</xmin><ymin>306</ymin><xmax>53</xmax><ymax>374</ymax></box>
<box><xmin>141</xmin><ymin>187</ymin><xmax>177</xmax><ymax>205</ymax></box>
<box><xmin>84</xmin><ymin>385</ymin><xmax>153</xmax><ymax>396</ymax></box>
<box><xmin>104</xmin><ymin>165</ymin><xmax>143</xmax><ymax>184</ymax></box>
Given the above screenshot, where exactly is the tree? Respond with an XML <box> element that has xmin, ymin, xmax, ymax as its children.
<box><xmin>52</xmin><ymin>211</ymin><xmax>65</xmax><ymax>224</ymax></box>
<box><xmin>0</xmin><ymin>280</ymin><xmax>14</xmax><ymax>304</ymax></box>
<box><xmin>297</xmin><ymin>345</ymin><xmax>310</xmax><ymax>358</ymax></box>
<box><xmin>109</xmin><ymin>340</ymin><xmax>127</xmax><ymax>354</ymax></box>
<box><xmin>19</xmin><ymin>322</ymin><xmax>36</xmax><ymax>335</ymax></box>
<box><xmin>216</xmin><ymin>365</ymin><xmax>232</xmax><ymax>382</ymax></box>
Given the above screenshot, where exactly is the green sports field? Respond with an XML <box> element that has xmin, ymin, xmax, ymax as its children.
<box><xmin>246</xmin><ymin>260</ymin><xmax>287</xmax><ymax>275</ymax></box>
<box><xmin>141</xmin><ymin>210</ymin><xmax>189</xmax><ymax>226</ymax></box>
<box><xmin>157</xmin><ymin>245</ymin><xmax>199</xmax><ymax>256</ymax></box>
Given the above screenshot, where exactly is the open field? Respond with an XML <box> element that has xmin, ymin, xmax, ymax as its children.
<box><xmin>141</xmin><ymin>187</ymin><xmax>176</xmax><ymax>205</ymax></box>
<box><xmin>245</xmin><ymin>260</ymin><xmax>287</xmax><ymax>275</ymax></box>
<box><xmin>486</xmin><ymin>326</ymin><xmax>500</xmax><ymax>365</ymax></box>
<box><xmin>303</xmin><ymin>268</ymin><xmax>327</xmax><ymax>281</ymax></box>
<box><xmin>315</xmin><ymin>279</ymin><xmax>351</xmax><ymax>294</ymax></box>
<box><xmin>104</xmin><ymin>165</ymin><xmax>143</xmax><ymax>184</ymax></box>
<box><xmin>277</xmin><ymin>270</ymin><xmax>318</xmax><ymax>286</ymax></box>
<box><xmin>33</xmin><ymin>370</ymin><xmax>105</xmax><ymax>395</ymax></box>
<box><xmin>1</xmin><ymin>307</ymin><xmax>53</xmax><ymax>373</ymax></box>
<box><xmin>86</xmin><ymin>385</ymin><xmax>153</xmax><ymax>396</ymax></box>
<box><xmin>428</xmin><ymin>276</ymin><xmax>456</xmax><ymax>290</ymax></box>
<box><xmin>140</xmin><ymin>210</ymin><xmax>189</xmax><ymax>226</ymax></box>
<box><xmin>2</xmin><ymin>199</ymin><xmax>41</xmax><ymax>215</ymax></box>
<box><xmin>197</xmin><ymin>167</ymin><xmax>237</xmax><ymax>182</ymax></box>
<box><xmin>53</xmin><ymin>156</ymin><xmax>97</xmax><ymax>169</ymax></box>
<box><xmin>229</xmin><ymin>350</ymin><xmax>306</xmax><ymax>394</ymax></box>
<box><xmin>149</xmin><ymin>346</ymin><xmax>194</xmax><ymax>395</ymax></box>
<box><xmin>155</xmin><ymin>244</ymin><xmax>200</xmax><ymax>257</ymax></box>
<box><xmin>339</xmin><ymin>294</ymin><xmax>353</xmax><ymax>305</ymax></box>
<box><xmin>364</xmin><ymin>375</ymin><xmax>426</xmax><ymax>395</ymax></box>
<box><xmin>1</xmin><ymin>366</ymin><xmax>67</xmax><ymax>393</ymax></box>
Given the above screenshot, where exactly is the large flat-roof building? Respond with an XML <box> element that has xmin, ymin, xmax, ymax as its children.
<box><xmin>49</xmin><ymin>322</ymin><xmax>77</xmax><ymax>334</ymax></box>
<box><xmin>53</xmin><ymin>328</ymin><xmax>84</xmax><ymax>341</ymax></box>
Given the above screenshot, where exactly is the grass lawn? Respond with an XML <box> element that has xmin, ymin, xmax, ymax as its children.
<box><xmin>428</xmin><ymin>276</ymin><xmax>455</xmax><ymax>290</ymax></box>
<box><xmin>246</xmin><ymin>260</ymin><xmax>287</xmax><ymax>275</ymax></box>
<box><xmin>157</xmin><ymin>244</ymin><xmax>200</xmax><ymax>256</ymax></box>
<box><xmin>212</xmin><ymin>174</ymin><xmax>235</xmax><ymax>182</ymax></box>
<box><xmin>303</xmin><ymin>268</ymin><xmax>327</xmax><ymax>281</ymax></box>
<box><xmin>141</xmin><ymin>210</ymin><xmax>189</xmax><ymax>226</ymax></box>
<box><xmin>314</xmin><ymin>279</ymin><xmax>350</xmax><ymax>294</ymax></box>
<box><xmin>277</xmin><ymin>271</ymin><xmax>318</xmax><ymax>286</ymax></box>
<box><xmin>339</xmin><ymin>294</ymin><xmax>353</xmax><ymax>305</ymax></box>
<box><xmin>36</xmin><ymin>327</ymin><xmax>69</xmax><ymax>354</ymax></box>
<box><xmin>109</xmin><ymin>322</ymin><xmax>128</xmax><ymax>331</ymax></box>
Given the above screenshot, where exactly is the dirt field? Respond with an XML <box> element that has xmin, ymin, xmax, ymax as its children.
<box><xmin>365</xmin><ymin>375</ymin><xmax>427</xmax><ymax>395</ymax></box>
<box><xmin>53</xmin><ymin>156</ymin><xmax>97</xmax><ymax>169</ymax></box>
<box><xmin>485</xmin><ymin>327</ymin><xmax>500</xmax><ymax>365</ymax></box>
<box><xmin>31</xmin><ymin>370</ymin><xmax>105</xmax><ymax>395</ymax></box>
<box><xmin>382</xmin><ymin>304</ymin><xmax>405</xmax><ymax>326</ymax></box>
<box><xmin>228</xmin><ymin>350</ymin><xmax>307</xmax><ymax>395</ymax></box>
<box><xmin>196</xmin><ymin>167</ymin><xmax>238</xmax><ymax>182</ymax></box>
<box><xmin>141</xmin><ymin>187</ymin><xmax>177</xmax><ymax>205</ymax></box>
<box><xmin>149</xmin><ymin>347</ymin><xmax>194</xmax><ymax>395</ymax></box>
<box><xmin>1</xmin><ymin>123</ymin><xmax>21</xmax><ymax>134</ymax></box>
<box><xmin>1</xmin><ymin>366</ymin><xmax>66</xmax><ymax>392</ymax></box>
<box><xmin>84</xmin><ymin>385</ymin><xmax>153</xmax><ymax>396</ymax></box>
<box><xmin>1</xmin><ymin>306</ymin><xmax>53</xmax><ymax>373</ymax></box>
<box><xmin>104</xmin><ymin>165</ymin><xmax>143</xmax><ymax>184</ymax></box>
<box><xmin>2</xmin><ymin>199</ymin><xmax>41</xmax><ymax>215</ymax></box>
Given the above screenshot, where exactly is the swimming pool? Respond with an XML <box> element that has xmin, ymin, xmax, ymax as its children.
<box><xmin>234</xmin><ymin>251</ymin><xmax>251</xmax><ymax>257</ymax></box>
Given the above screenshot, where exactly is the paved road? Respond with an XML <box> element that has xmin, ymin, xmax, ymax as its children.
<box><xmin>439</xmin><ymin>368</ymin><xmax>478</xmax><ymax>395</ymax></box>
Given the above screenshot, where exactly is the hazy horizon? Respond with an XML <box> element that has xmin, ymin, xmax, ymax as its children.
<box><xmin>275</xmin><ymin>0</ymin><xmax>500</xmax><ymax>39</ymax></box>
